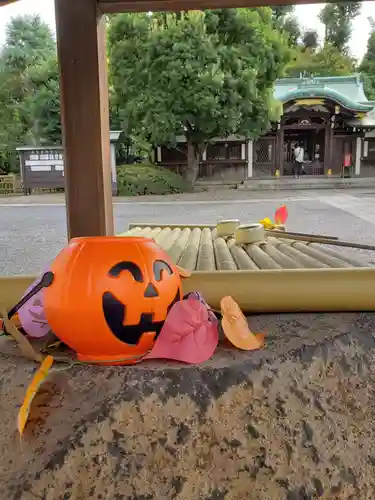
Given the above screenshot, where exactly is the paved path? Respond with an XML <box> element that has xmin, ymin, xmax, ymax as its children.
<box><xmin>1</xmin><ymin>189</ymin><xmax>375</xmax><ymax>275</ymax></box>
<box><xmin>1</xmin><ymin>187</ymin><xmax>375</xmax><ymax>204</ymax></box>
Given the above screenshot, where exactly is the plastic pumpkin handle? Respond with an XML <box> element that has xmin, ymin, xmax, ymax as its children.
<box><xmin>8</xmin><ymin>272</ymin><xmax>54</xmax><ymax>320</ymax></box>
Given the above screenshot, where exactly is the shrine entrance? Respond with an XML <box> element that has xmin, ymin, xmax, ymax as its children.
<box><xmin>283</xmin><ymin>128</ymin><xmax>326</xmax><ymax>176</ymax></box>
<box><xmin>281</xmin><ymin>114</ymin><xmax>328</xmax><ymax>176</ymax></box>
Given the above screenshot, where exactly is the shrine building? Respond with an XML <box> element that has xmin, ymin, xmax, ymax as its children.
<box><xmin>156</xmin><ymin>75</ymin><xmax>375</xmax><ymax>181</ymax></box>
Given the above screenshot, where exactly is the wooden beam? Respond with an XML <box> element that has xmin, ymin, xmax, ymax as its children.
<box><xmin>1</xmin><ymin>0</ymin><xmax>372</xmax><ymax>8</ymax></box>
<box><xmin>99</xmin><ymin>0</ymin><xmax>372</xmax><ymax>14</ymax></box>
<box><xmin>55</xmin><ymin>0</ymin><xmax>114</xmax><ymax>238</ymax></box>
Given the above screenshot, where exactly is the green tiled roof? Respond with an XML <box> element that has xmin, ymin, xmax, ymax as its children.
<box><xmin>274</xmin><ymin>75</ymin><xmax>374</xmax><ymax>113</ymax></box>
<box><xmin>348</xmin><ymin>103</ymin><xmax>375</xmax><ymax>128</ymax></box>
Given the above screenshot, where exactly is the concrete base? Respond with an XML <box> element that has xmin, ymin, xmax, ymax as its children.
<box><xmin>238</xmin><ymin>176</ymin><xmax>375</xmax><ymax>191</ymax></box>
<box><xmin>1</xmin><ymin>312</ymin><xmax>375</xmax><ymax>499</ymax></box>
<box><xmin>194</xmin><ymin>180</ymin><xmax>238</xmax><ymax>192</ymax></box>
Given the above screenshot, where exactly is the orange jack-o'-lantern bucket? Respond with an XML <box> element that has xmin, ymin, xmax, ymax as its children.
<box><xmin>43</xmin><ymin>237</ymin><xmax>182</xmax><ymax>365</ymax></box>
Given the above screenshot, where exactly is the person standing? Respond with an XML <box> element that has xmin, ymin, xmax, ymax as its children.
<box><xmin>293</xmin><ymin>143</ymin><xmax>304</xmax><ymax>179</ymax></box>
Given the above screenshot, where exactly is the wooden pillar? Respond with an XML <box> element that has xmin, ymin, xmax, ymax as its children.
<box><xmin>324</xmin><ymin>119</ymin><xmax>333</xmax><ymax>176</ymax></box>
<box><xmin>55</xmin><ymin>0</ymin><xmax>114</xmax><ymax>238</ymax></box>
<box><xmin>19</xmin><ymin>151</ymin><xmax>28</xmax><ymax>196</ymax></box>
<box><xmin>275</xmin><ymin>124</ymin><xmax>284</xmax><ymax>176</ymax></box>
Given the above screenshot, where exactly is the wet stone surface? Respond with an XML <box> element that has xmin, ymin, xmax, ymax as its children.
<box><xmin>1</xmin><ymin>312</ymin><xmax>375</xmax><ymax>499</ymax></box>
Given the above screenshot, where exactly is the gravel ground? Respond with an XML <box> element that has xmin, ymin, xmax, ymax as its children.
<box><xmin>1</xmin><ymin>188</ymin><xmax>375</xmax><ymax>275</ymax></box>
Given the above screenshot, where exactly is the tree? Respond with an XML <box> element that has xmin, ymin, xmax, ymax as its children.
<box><xmin>283</xmin><ymin>17</ymin><xmax>301</xmax><ymax>47</ymax></box>
<box><xmin>271</xmin><ymin>5</ymin><xmax>294</xmax><ymax>23</ymax></box>
<box><xmin>311</xmin><ymin>43</ymin><xmax>356</xmax><ymax>75</ymax></box>
<box><xmin>271</xmin><ymin>5</ymin><xmax>300</xmax><ymax>48</ymax></box>
<box><xmin>359</xmin><ymin>28</ymin><xmax>375</xmax><ymax>100</ymax></box>
<box><xmin>0</xmin><ymin>67</ymin><xmax>24</xmax><ymax>173</ymax></box>
<box><xmin>1</xmin><ymin>14</ymin><xmax>55</xmax><ymax>72</ymax></box>
<box><xmin>302</xmin><ymin>30</ymin><xmax>319</xmax><ymax>51</ymax></box>
<box><xmin>24</xmin><ymin>57</ymin><xmax>61</xmax><ymax>144</ymax></box>
<box><xmin>319</xmin><ymin>2</ymin><xmax>361</xmax><ymax>53</ymax></box>
<box><xmin>0</xmin><ymin>15</ymin><xmax>58</xmax><ymax>172</ymax></box>
<box><xmin>109</xmin><ymin>9</ymin><xmax>289</xmax><ymax>182</ymax></box>
<box><xmin>285</xmin><ymin>43</ymin><xmax>355</xmax><ymax>78</ymax></box>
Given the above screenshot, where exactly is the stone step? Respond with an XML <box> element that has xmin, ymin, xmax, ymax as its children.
<box><xmin>194</xmin><ymin>180</ymin><xmax>237</xmax><ymax>191</ymax></box>
<box><xmin>237</xmin><ymin>177</ymin><xmax>375</xmax><ymax>191</ymax></box>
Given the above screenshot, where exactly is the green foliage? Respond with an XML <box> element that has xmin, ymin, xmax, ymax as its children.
<box><xmin>270</xmin><ymin>6</ymin><xmax>300</xmax><ymax>48</ymax></box>
<box><xmin>302</xmin><ymin>30</ymin><xmax>319</xmax><ymax>51</ymax></box>
<box><xmin>362</xmin><ymin>74</ymin><xmax>375</xmax><ymax>101</ymax></box>
<box><xmin>360</xmin><ymin>30</ymin><xmax>375</xmax><ymax>100</ymax></box>
<box><xmin>319</xmin><ymin>2</ymin><xmax>361</xmax><ymax>53</ymax></box>
<box><xmin>284</xmin><ymin>2</ymin><xmax>360</xmax><ymax>77</ymax></box>
<box><xmin>0</xmin><ymin>7</ymin><xmax>370</xmax><ymax>182</ymax></box>
<box><xmin>23</xmin><ymin>57</ymin><xmax>61</xmax><ymax>144</ymax></box>
<box><xmin>108</xmin><ymin>9</ymin><xmax>290</xmax><ymax>181</ymax></box>
<box><xmin>271</xmin><ymin>5</ymin><xmax>294</xmax><ymax>22</ymax></box>
<box><xmin>0</xmin><ymin>67</ymin><xmax>24</xmax><ymax>173</ymax></box>
<box><xmin>285</xmin><ymin>43</ymin><xmax>356</xmax><ymax>78</ymax></box>
<box><xmin>0</xmin><ymin>15</ymin><xmax>59</xmax><ymax>172</ymax></box>
<box><xmin>1</xmin><ymin>14</ymin><xmax>55</xmax><ymax>71</ymax></box>
<box><xmin>116</xmin><ymin>164</ymin><xmax>191</xmax><ymax>196</ymax></box>
<box><xmin>282</xmin><ymin>17</ymin><xmax>301</xmax><ymax>47</ymax></box>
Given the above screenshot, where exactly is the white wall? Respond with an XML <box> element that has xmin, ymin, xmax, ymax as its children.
<box><xmin>247</xmin><ymin>141</ymin><xmax>253</xmax><ymax>178</ymax></box>
<box><xmin>110</xmin><ymin>143</ymin><xmax>117</xmax><ymax>184</ymax></box>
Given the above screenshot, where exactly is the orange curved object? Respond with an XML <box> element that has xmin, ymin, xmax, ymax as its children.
<box><xmin>220</xmin><ymin>296</ymin><xmax>264</xmax><ymax>351</ymax></box>
<box><xmin>44</xmin><ymin>237</ymin><xmax>182</xmax><ymax>365</ymax></box>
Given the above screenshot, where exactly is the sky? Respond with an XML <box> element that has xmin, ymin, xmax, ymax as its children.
<box><xmin>0</xmin><ymin>0</ymin><xmax>374</xmax><ymax>61</ymax></box>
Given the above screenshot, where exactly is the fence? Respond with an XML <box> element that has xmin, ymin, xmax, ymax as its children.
<box><xmin>253</xmin><ymin>137</ymin><xmax>276</xmax><ymax>177</ymax></box>
<box><xmin>0</xmin><ymin>174</ymin><xmax>19</xmax><ymax>195</ymax></box>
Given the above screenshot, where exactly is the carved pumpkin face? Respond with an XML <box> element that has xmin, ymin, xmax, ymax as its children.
<box><xmin>44</xmin><ymin>237</ymin><xmax>182</xmax><ymax>365</ymax></box>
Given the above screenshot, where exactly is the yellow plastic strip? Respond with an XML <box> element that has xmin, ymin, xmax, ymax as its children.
<box><xmin>18</xmin><ymin>355</ymin><xmax>54</xmax><ymax>436</ymax></box>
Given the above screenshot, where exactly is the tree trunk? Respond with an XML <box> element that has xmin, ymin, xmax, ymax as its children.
<box><xmin>186</xmin><ymin>139</ymin><xmax>200</xmax><ymax>184</ymax></box>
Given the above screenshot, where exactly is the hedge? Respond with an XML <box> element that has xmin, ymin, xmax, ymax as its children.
<box><xmin>116</xmin><ymin>164</ymin><xmax>191</xmax><ymax>196</ymax></box>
